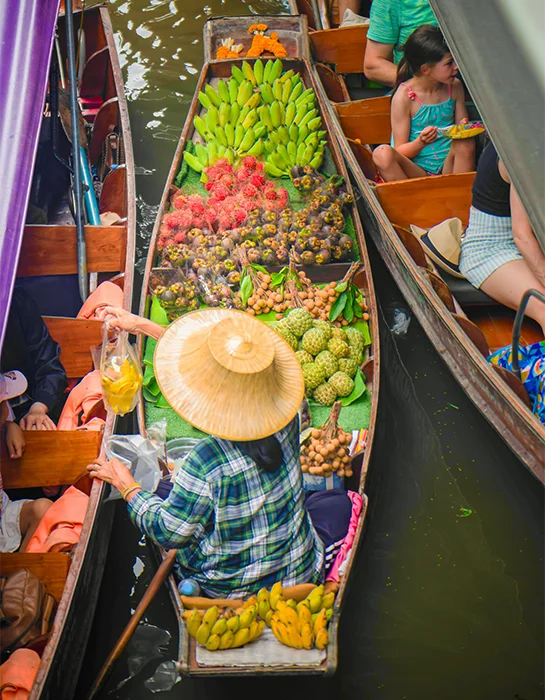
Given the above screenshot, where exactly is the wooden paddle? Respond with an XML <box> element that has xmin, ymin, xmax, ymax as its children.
<box><xmin>87</xmin><ymin>548</ymin><xmax>178</xmax><ymax>700</ymax></box>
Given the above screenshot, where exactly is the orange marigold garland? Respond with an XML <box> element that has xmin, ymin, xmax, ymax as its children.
<box><xmin>247</xmin><ymin>23</ymin><xmax>287</xmax><ymax>58</ymax></box>
<box><xmin>216</xmin><ymin>37</ymin><xmax>244</xmax><ymax>60</ymax></box>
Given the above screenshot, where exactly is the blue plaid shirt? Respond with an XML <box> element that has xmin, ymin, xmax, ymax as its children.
<box><xmin>127</xmin><ymin>418</ymin><xmax>324</xmax><ymax>598</ymax></box>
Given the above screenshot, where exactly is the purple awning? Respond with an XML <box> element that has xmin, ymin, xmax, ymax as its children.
<box><xmin>0</xmin><ymin>0</ymin><xmax>60</xmax><ymax>349</ymax></box>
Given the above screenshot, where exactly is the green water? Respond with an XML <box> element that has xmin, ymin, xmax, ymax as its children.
<box><xmin>80</xmin><ymin>2</ymin><xmax>544</xmax><ymax>698</ymax></box>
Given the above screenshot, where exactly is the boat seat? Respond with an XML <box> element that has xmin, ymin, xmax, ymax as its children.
<box><xmin>335</xmin><ymin>96</ymin><xmax>391</xmax><ymax>144</ymax></box>
<box><xmin>438</xmin><ymin>269</ymin><xmax>497</xmax><ymax>307</ymax></box>
<box><xmin>309</xmin><ymin>25</ymin><xmax>368</xmax><ymax>74</ymax></box>
<box><xmin>43</xmin><ymin>317</ymin><xmax>103</xmax><ymax>378</ymax></box>
<box><xmin>315</xmin><ymin>63</ymin><xmax>350</xmax><ymax>103</ymax></box>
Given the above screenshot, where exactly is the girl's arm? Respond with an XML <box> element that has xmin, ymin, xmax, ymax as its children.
<box><xmin>453</xmin><ymin>79</ymin><xmax>469</xmax><ymax>124</ymax></box>
<box><xmin>391</xmin><ymin>89</ymin><xmax>430</xmax><ymax>159</ymax></box>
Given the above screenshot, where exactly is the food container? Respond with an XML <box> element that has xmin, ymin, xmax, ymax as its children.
<box><xmin>165</xmin><ymin>438</ymin><xmax>200</xmax><ymax>481</ymax></box>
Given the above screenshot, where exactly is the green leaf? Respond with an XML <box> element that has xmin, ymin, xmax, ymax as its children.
<box><xmin>334</xmin><ymin>281</ymin><xmax>348</xmax><ymax>293</ymax></box>
<box><xmin>341</xmin><ymin>369</ymin><xmax>366</xmax><ymax>406</ymax></box>
<box><xmin>343</xmin><ymin>300</ymin><xmax>354</xmax><ymax>324</ymax></box>
<box><xmin>355</xmin><ymin>320</ymin><xmax>371</xmax><ymax>346</ymax></box>
<box><xmin>156</xmin><ymin>393</ymin><xmax>171</xmax><ymax>408</ymax></box>
<box><xmin>353</xmin><ymin>302</ymin><xmax>363</xmax><ymax>318</ymax></box>
<box><xmin>270</xmin><ymin>269</ymin><xmax>288</xmax><ymax>288</ymax></box>
<box><xmin>251</xmin><ymin>263</ymin><xmax>268</xmax><ymax>274</ymax></box>
<box><xmin>330</xmin><ymin>292</ymin><xmax>347</xmax><ymax>321</ymax></box>
<box><xmin>240</xmin><ymin>275</ymin><xmax>253</xmax><ymax>306</ymax></box>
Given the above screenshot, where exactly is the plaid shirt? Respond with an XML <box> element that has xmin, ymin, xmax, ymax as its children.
<box><xmin>128</xmin><ymin>418</ymin><xmax>324</xmax><ymax>598</ymax></box>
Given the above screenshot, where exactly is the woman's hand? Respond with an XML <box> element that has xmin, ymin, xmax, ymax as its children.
<box><xmin>419</xmin><ymin>126</ymin><xmax>438</xmax><ymax>144</ymax></box>
<box><xmin>86</xmin><ymin>456</ymin><xmax>135</xmax><ymax>493</ymax></box>
<box><xmin>20</xmin><ymin>403</ymin><xmax>57</xmax><ymax>431</ymax></box>
<box><xmin>6</xmin><ymin>422</ymin><xmax>25</xmax><ymax>459</ymax></box>
<box><xmin>96</xmin><ymin>306</ymin><xmax>143</xmax><ymax>334</ymax></box>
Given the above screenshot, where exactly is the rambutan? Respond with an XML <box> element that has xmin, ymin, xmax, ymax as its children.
<box><xmin>235</xmin><ymin>166</ymin><xmax>252</xmax><ymax>182</ymax></box>
<box><xmin>219</xmin><ymin>173</ymin><xmax>235</xmax><ymax>188</ymax></box>
<box><xmin>174</xmin><ymin>232</ymin><xmax>185</xmax><ymax>243</ymax></box>
<box><xmin>242</xmin><ymin>156</ymin><xmax>257</xmax><ymax>170</ymax></box>
<box><xmin>241</xmin><ymin>183</ymin><xmax>258</xmax><ymax>199</ymax></box>
<box><xmin>249</xmin><ymin>173</ymin><xmax>266</xmax><ymax>188</ymax></box>
<box><xmin>192</xmin><ymin>216</ymin><xmax>205</xmax><ymax>229</ymax></box>
<box><xmin>210</xmin><ymin>183</ymin><xmax>230</xmax><ymax>201</ymax></box>
<box><xmin>234</xmin><ymin>209</ymin><xmax>247</xmax><ymax>225</ymax></box>
<box><xmin>264</xmin><ymin>189</ymin><xmax>278</xmax><ymax>200</ymax></box>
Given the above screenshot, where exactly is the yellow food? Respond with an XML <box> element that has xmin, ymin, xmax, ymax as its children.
<box><xmin>101</xmin><ymin>357</ymin><xmax>142</xmax><ymax>415</ymax></box>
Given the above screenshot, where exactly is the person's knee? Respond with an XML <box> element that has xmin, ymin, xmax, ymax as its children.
<box><xmin>373</xmin><ymin>144</ymin><xmax>394</xmax><ymax>168</ymax></box>
<box><xmin>29</xmin><ymin>498</ymin><xmax>53</xmax><ymax>523</ymax></box>
<box><xmin>453</xmin><ymin>138</ymin><xmax>475</xmax><ymax>157</ymax></box>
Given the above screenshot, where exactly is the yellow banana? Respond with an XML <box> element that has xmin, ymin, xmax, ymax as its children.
<box><xmin>257</xmin><ymin>588</ymin><xmax>270</xmax><ymax>603</ymax></box>
<box><xmin>286</xmin><ymin>599</ymin><xmax>297</xmax><ymax>611</ymax></box>
<box><xmin>285</xmin><ymin>623</ymin><xmax>303</xmax><ymax>649</ymax></box>
<box><xmin>298</xmin><ymin>604</ymin><xmax>313</xmax><ymax>627</ymax></box>
<box><xmin>239</xmin><ymin>608</ymin><xmax>254</xmax><ymax>629</ymax></box>
<box><xmin>313</xmin><ymin>608</ymin><xmax>328</xmax><ymax>636</ymax></box>
<box><xmin>242</xmin><ymin>60</ymin><xmax>257</xmax><ymax>86</ymax></box>
<box><xmin>321</xmin><ymin>592</ymin><xmax>335</xmax><ymax>610</ymax></box>
<box><xmin>243</xmin><ymin>596</ymin><xmax>258</xmax><ymax>609</ymax></box>
<box><xmin>247</xmin><ymin>620</ymin><xmax>260</xmax><ymax>641</ymax></box>
<box><xmin>278</xmin><ymin>604</ymin><xmax>300</xmax><ymax>629</ymax></box>
<box><xmin>253</xmin><ymin>58</ymin><xmax>264</xmax><ymax>84</ymax></box>
<box><xmin>196</xmin><ymin>621</ymin><xmax>212</xmax><ymax>646</ymax></box>
<box><xmin>211</xmin><ymin>618</ymin><xmax>227</xmax><ymax>636</ymax></box>
<box><xmin>280</xmin><ymin>68</ymin><xmax>295</xmax><ymax>83</ymax></box>
<box><xmin>185</xmin><ymin>609</ymin><xmax>202</xmax><ymax>638</ymax></box>
<box><xmin>243</xmin><ymin>93</ymin><xmax>260</xmax><ymax>110</ymax></box>
<box><xmin>271</xmin><ymin>618</ymin><xmax>290</xmax><ymax>646</ymax></box>
<box><xmin>219</xmin><ymin>629</ymin><xmax>234</xmax><ymax>649</ymax></box>
<box><xmin>270</xmin><ymin>582</ymin><xmax>283</xmax><ymax>599</ymax></box>
<box><xmin>206</xmin><ymin>633</ymin><xmax>221</xmax><ymax>651</ymax></box>
<box><xmin>232</xmin><ymin>627</ymin><xmax>251</xmax><ymax>648</ymax></box>
<box><xmin>315</xmin><ymin>627</ymin><xmax>328</xmax><ymax>650</ymax></box>
<box><xmin>300</xmin><ymin>623</ymin><xmax>314</xmax><ymax>650</ymax></box>
<box><xmin>265</xmin><ymin>609</ymin><xmax>274</xmax><ymax>626</ymax></box>
<box><xmin>258</xmin><ymin>599</ymin><xmax>270</xmax><ymax>620</ymax></box>
<box><xmin>296</xmin><ymin>599</ymin><xmax>310</xmax><ymax>614</ymax></box>
<box><xmin>227</xmin><ymin>615</ymin><xmax>240</xmax><ymax>633</ymax></box>
<box><xmin>203</xmin><ymin>606</ymin><xmax>219</xmax><ymax>626</ymax></box>
<box><xmin>307</xmin><ymin>585</ymin><xmax>324</xmax><ymax>614</ymax></box>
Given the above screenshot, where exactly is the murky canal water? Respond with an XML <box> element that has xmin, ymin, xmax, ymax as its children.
<box><xmin>78</xmin><ymin>2</ymin><xmax>544</xmax><ymax>698</ymax></box>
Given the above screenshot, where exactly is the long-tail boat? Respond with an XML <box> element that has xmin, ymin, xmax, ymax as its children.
<box><xmin>287</xmin><ymin>4</ymin><xmax>545</xmax><ymax>484</ymax></box>
<box><xmin>0</xmin><ymin>2</ymin><xmax>135</xmax><ymax>697</ymax></box>
<box><xmin>136</xmin><ymin>14</ymin><xmax>379</xmax><ymax>676</ymax></box>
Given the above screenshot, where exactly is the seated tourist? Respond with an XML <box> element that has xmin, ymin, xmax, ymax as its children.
<box><xmin>364</xmin><ymin>0</ymin><xmax>438</xmax><ymax>88</ymax></box>
<box><xmin>373</xmin><ymin>25</ymin><xmax>474</xmax><ymax>182</ymax></box>
<box><xmin>87</xmin><ymin>306</ymin><xmax>353</xmax><ymax>598</ymax></box>
<box><xmin>460</xmin><ymin>142</ymin><xmax>545</xmax><ymax>335</ymax></box>
<box><xmin>2</xmin><ymin>286</ymin><xmax>68</xmax><ymax>430</ymax></box>
<box><xmin>0</xmin><ymin>371</ymin><xmax>52</xmax><ymax>552</ymax></box>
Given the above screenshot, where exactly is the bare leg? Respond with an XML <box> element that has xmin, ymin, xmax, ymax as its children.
<box><xmin>338</xmin><ymin>0</ymin><xmax>360</xmax><ymax>23</ymax></box>
<box><xmin>19</xmin><ymin>499</ymin><xmax>52</xmax><ymax>551</ymax></box>
<box><xmin>480</xmin><ymin>259</ymin><xmax>545</xmax><ymax>336</ymax></box>
<box><xmin>372</xmin><ymin>144</ymin><xmax>428</xmax><ymax>182</ymax></box>
<box><xmin>442</xmin><ymin>138</ymin><xmax>475</xmax><ymax>174</ymax></box>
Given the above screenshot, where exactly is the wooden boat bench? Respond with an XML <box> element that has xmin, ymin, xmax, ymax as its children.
<box><xmin>309</xmin><ymin>25</ymin><xmax>368</xmax><ymax>75</ymax></box>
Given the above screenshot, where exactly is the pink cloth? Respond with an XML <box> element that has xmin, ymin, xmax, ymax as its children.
<box><xmin>77</xmin><ymin>281</ymin><xmax>123</xmax><ymax>320</ymax></box>
<box><xmin>325</xmin><ymin>490</ymin><xmax>363</xmax><ymax>583</ymax></box>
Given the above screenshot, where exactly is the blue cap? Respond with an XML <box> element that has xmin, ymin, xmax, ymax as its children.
<box><xmin>180</xmin><ymin>580</ymin><xmax>196</xmax><ymax>595</ymax></box>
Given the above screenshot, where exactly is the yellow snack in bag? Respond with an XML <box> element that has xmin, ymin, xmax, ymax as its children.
<box><xmin>100</xmin><ymin>330</ymin><xmax>143</xmax><ymax>415</ymax></box>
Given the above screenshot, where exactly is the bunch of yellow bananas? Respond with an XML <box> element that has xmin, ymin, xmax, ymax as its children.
<box><xmin>183</xmin><ymin>603</ymin><xmax>265</xmax><ymax>651</ymax></box>
<box><xmin>184</xmin><ymin>58</ymin><xmax>326</xmax><ymax>177</ymax></box>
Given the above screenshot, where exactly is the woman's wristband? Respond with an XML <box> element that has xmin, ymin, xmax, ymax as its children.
<box><xmin>121</xmin><ymin>482</ymin><xmax>141</xmax><ymax>500</ymax></box>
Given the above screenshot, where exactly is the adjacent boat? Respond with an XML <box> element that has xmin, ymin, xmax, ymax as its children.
<box><xmin>0</xmin><ymin>2</ymin><xmax>135</xmax><ymax>698</ymax></box>
<box><xmin>137</xmin><ymin>15</ymin><xmax>379</xmax><ymax>676</ymax></box>
<box><xmin>287</xmin><ymin>5</ymin><xmax>545</xmax><ymax>483</ymax></box>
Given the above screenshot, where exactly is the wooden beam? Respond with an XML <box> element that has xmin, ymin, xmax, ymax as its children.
<box><xmin>0</xmin><ymin>553</ymin><xmax>71</xmax><ymax>602</ymax></box>
<box><xmin>310</xmin><ymin>26</ymin><xmax>368</xmax><ymax>74</ymax></box>
<box><xmin>375</xmin><ymin>172</ymin><xmax>475</xmax><ymax>229</ymax></box>
<box><xmin>43</xmin><ymin>317</ymin><xmax>103</xmax><ymax>378</ymax></box>
<box><xmin>18</xmin><ymin>225</ymin><xmax>126</xmax><ymax>277</ymax></box>
<box><xmin>1</xmin><ymin>431</ymin><xmax>102</xmax><ymax>489</ymax></box>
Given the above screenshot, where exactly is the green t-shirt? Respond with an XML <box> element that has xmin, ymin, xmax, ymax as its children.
<box><xmin>367</xmin><ymin>0</ymin><xmax>438</xmax><ymax>64</ymax></box>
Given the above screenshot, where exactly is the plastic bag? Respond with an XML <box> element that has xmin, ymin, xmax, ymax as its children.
<box><xmin>104</xmin><ymin>435</ymin><xmax>161</xmax><ymax>501</ymax></box>
<box><xmin>100</xmin><ymin>325</ymin><xmax>143</xmax><ymax>415</ymax></box>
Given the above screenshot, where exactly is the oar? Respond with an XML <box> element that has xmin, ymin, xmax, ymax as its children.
<box><xmin>87</xmin><ymin>548</ymin><xmax>178</xmax><ymax>700</ymax></box>
<box><xmin>65</xmin><ymin>0</ymin><xmax>88</xmax><ymax>302</ymax></box>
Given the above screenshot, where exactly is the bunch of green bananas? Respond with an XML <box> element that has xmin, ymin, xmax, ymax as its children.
<box><xmin>184</xmin><ymin>59</ymin><xmax>327</xmax><ymax>177</ymax></box>
<box><xmin>183</xmin><ymin>603</ymin><xmax>265</xmax><ymax>651</ymax></box>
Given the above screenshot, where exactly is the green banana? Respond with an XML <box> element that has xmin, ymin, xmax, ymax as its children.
<box><xmin>205</xmin><ymin>84</ymin><xmax>222</xmax><ymax>108</ymax></box>
<box><xmin>265</xmin><ymin>161</ymin><xmax>286</xmax><ymax>177</ymax></box>
<box><xmin>205</xmin><ymin>107</ymin><xmax>219</xmax><ymax>132</ymax></box>
<box><xmin>239</xmin><ymin>127</ymin><xmax>256</xmax><ymax>153</ymax></box>
<box><xmin>310</xmin><ymin>152</ymin><xmax>324</xmax><ymax>168</ymax></box>
<box><xmin>217</xmin><ymin>144</ymin><xmax>226</xmax><ymax>157</ymax></box>
<box><xmin>237</xmin><ymin>80</ymin><xmax>253</xmax><ymax>107</ymax></box>
<box><xmin>285</xmin><ymin>102</ymin><xmax>296</xmax><ymax>126</ymax></box>
<box><xmin>231</xmin><ymin>65</ymin><xmax>245</xmax><ymax>84</ymax></box>
<box><xmin>228</xmin><ymin>78</ymin><xmax>238</xmax><ymax>104</ymax></box>
<box><xmin>268</xmin><ymin>130</ymin><xmax>281</xmax><ymax>146</ymax></box>
<box><xmin>288</xmin><ymin>124</ymin><xmax>299</xmax><ymax>143</ymax></box>
<box><xmin>242</xmin><ymin>110</ymin><xmax>258</xmax><ymax>130</ymax></box>
<box><xmin>277</xmin><ymin>143</ymin><xmax>290</xmax><ymax>163</ymax></box>
<box><xmin>295</xmin><ymin>87</ymin><xmax>314</xmax><ymax>106</ymax></box>
<box><xmin>303</xmin><ymin>142</ymin><xmax>316</xmax><ymax>164</ymax></box>
<box><xmin>214</xmin><ymin>125</ymin><xmax>227</xmax><ymax>147</ymax></box>
<box><xmin>296</xmin><ymin>124</ymin><xmax>309</xmax><ymax>145</ymax></box>
<box><xmin>287</xmin><ymin>141</ymin><xmax>297</xmax><ymax>162</ymax></box>
<box><xmin>296</xmin><ymin>141</ymin><xmax>307</xmax><ymax>162</ymax></box>
<box><xmin>219</xmin><ymin>102</ymin><xmax>230</xmax><ymax>127</ymax></box>
<box><xmin>217</xmin><ymin>79</ymin><xmax>230</xmax><ymax>103</ymax></box>
<box><xmin>230</xmin><ymin>102</ymin><xmax>240</xmax><ymax>125</ymax></box>
<box><xmin>280</xmin><ymin>69</ymin><xmax>294</xmax><ymax>83</ymax></box>
<box><xmin>258</xmin><ymin>105</ymin><xmax>273</xmax><ymax>130</ymax></box>
<box><xmin>289</xmin><ymin>82</ymin><xmax>303</xmax><ymax>103</ymax></box>
<box><xmin>236</xmin><ymin>105</ymin><xmax>250</xmax><ymax>126</ymax></box>
<box><xmin>268</xmin><ymin>58</ymin><xmax>283</xmax><ymax>83</ymax></box>
<box><xmin>243</xmin><ymin>138</ymin><xmax>264</xmax><ymax>157</ymax></box>
<box><xmin>298</xmin><ymin>108</ymin><xmax>318</xmax><ymax>128</ymax></box>
<box><xmin>265</xmin><ymin>139</ymin><xmax>276</xmax><ymax>154</ymax></box>
<box><xmin>208</xmin><ymin>140</ymin><xmax>218</xmax><ymax>165</ymax></box>
<box><xmin>270</xmin><ymin>101</ymin><xmax>283</xmax><ymax>128</ymax></box>
<box><xmin>198</xmin><ymin>91</ymin><xmax>212</xmax><ymax>110</ymax></box>
<box><xmin>193</xmin><ymin>115</ymin><xmax>208</xmax><ymax>140</ymax></box>
<box><xmin>195</xmin><ymin>143</ymin><xmax>209</xmax><ymax>167</ymax></box>
<box><xmin>307</xmin><ymin>116</ymin><xmax>322</xmax><ymax>131</ymax></box>
<box><xmin>243</xmin><ymin>92</ymin><xmax>261</xmax><ymax>110</ymax></box>
<box><xmin>225</xmin><ymin>147</ymin><xmax>235</xmax><ymax>165</ymax></box>
<box><xmin>242</xmin><ymin>61</ymin><xmax>257</xmax><ymax>86</ymax></box>
<box><xmin>234</xmin><ymin>124</ymin><xmax>245</xmax><ymax>149</ymax></box>
<box><xmin>254</xmin><ymin>124</ymin><xmax>267</xmax><ymax>140</ymax></box>
<box><xmin>253</xmin><ymin>58</ymin><xmax>264</xmax><ymax>84</ymax></box>
<box><xmin>259</xmin><ymin>83</ymin><xmax>274</xmax><ymax>104</ymax></box>
<box><xmin>277</xmin><ymin>125</ymin><xmax>290</xmax><ymax>144</ymax></box>
<box><xmin>263</xmin><ymin>59</ymin><xmax>273</xmax><ymax>84</ymax></box>
<box><xmin>183</xmin><ymin>151</ymin><xmax>204</xmax><ymax>173</ymax></box>
<box><xmin>281</xmin><ymin>80</ymin><xmax>293</xmax><ymax>104</ymax></box>
<box><xmin>224</xmin><ymin>122</ymin><xmax>235</xmax><ymax>147</ymax></box>
<box><xmin>273</xmin><ymin>80</ymin><xmax>283</xmax><ymax>102</ymax></box>
<box><xmin>271</xmin><ymin>150</ymin><xmax>288</xmax><ymax>171</ymax></box>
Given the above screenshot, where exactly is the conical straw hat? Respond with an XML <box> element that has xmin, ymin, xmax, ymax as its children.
<box><xmin>154</xmin><ymin>309</ymin><xmax>305</xmax><ymax>441</ymax></box>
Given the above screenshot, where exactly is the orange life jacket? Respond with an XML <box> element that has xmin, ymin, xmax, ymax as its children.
<box><xmin>0</xmin><ymin>648</ymin><xmax>40</xmax><ymax>699</ymax></box>
<box><xmin>77</xmin><ymin>280</ymin><xmax>123</xmax><ymax>320</ymax></box>
<box><xmin>57</xmin><ymin>370</ymin><xmax>105</xmax><ymax>432</ymax></box>
<box><xmin>25</xmin><ymin>486</ymin><xmax>89</xmax><ymax>554</ymax></box>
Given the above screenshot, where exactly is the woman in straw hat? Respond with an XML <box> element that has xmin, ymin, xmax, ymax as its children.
<box><xmin>87</xmin><ymin>306</ymin><xmax>352</xmax><ymax>598</ymax></box>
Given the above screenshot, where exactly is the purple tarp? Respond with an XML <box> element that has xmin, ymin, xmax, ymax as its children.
<box><xmin>0</xmin><ymin>0</ymin><xmax>60</xmax><ymax>349</ymax></box>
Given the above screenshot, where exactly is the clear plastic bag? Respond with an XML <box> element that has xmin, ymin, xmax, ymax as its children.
<box><xmin>100</xmin><ymin>326</ymin><xmax>143</xmax><ymax>415</ymax></box>
<box><xmin>104</xmin><ymin>434</ymin><xmax>162</xmax><ymax>501</ymax></box>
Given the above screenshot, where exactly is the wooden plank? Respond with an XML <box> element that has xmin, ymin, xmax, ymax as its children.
<box><xmin>375</xmin><ymin>172</ymin><xmax>476</xmax><ymax>229</ymax></box>
<box><xmin>99</xmin><ymin>165</ymin><xmax>127</xmax><ymax>219</ymax></box>
<box><xmin>43</xmin><ymin>317</ymin><xmax>103</xmax><ymax>378</ymax></box>
<box><xmin>315</xmin><ymin>63</ymin><xmax>350</xmax><ymax>103</ymax></box>
<box><xmin>347</xmin><ymin>138</ymin><xmax>379</xmax><ymax>181</ymax></box>
<box><xmin>80</xmin><ymin>46</ymin><xmax>109</xmax><ymax>98</ymax></box>
<box><xmin>0</xmin><ymin>553</ymin><xmax>71</xmax><ymax>602</ymax></box>
<box><xmin>17</xmin><ymin>225</ymin><xmax>126</xmax><ymax>277</ymax></box>
<box><xmin>1</xmin><ymin>431</ymin><xmax>102</xmax><ymax>489</ymax></box>
<box><xmin>89</xmin><ymin>97</ymin><xmax>119</xmax><ymax>164</ymax></box>
<box><xmin>335</xmin><ymin>96</ymin><xmax>391</xmax><ymax>144</ymax></box>
<box><xmin>310</xmin><ymin>26</ymin><xmax>368</xmax><ymax>74</ymax></box>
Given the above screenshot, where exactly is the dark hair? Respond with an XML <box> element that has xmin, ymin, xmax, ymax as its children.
<box><xmin>396</xmin><ymin>25</ymin><xmax>450</xmax><ymax>88</ymax></box>
<box><xmin>235</xmin><ymin>435</ymin><xmax>284</xmax><ymax>474</ymax></box>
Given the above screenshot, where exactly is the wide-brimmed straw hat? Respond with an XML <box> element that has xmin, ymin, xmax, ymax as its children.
<box><xmin>410</xmin><ymin>218</ymin><xmax>465</xmax><ymax>279</ymax></box>
<box><xmin>154</xmin><ymin>309</ymin><xmax>305</xmax><ymax>441</ymax></box>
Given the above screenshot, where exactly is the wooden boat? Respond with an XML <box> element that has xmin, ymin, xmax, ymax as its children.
<box><xmin>137</xmin><ymin>15</ymin><xmax>379</xmax><ymax>677</ymax></box>
<box><xmin>0</xmin><ymin>2</ymin><xmax>135</xmax><ymax>698</ymax></box>
<box><xmin>286</xmin><ymin>6</ymin><xmax>545</xmax><ymax>483</ymax></box>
